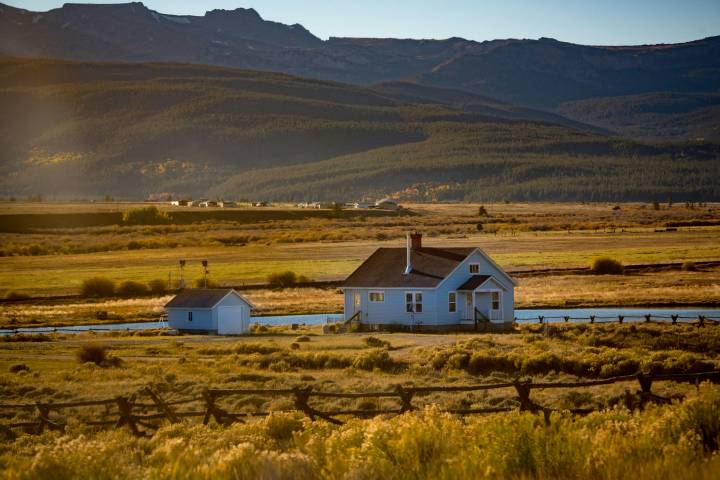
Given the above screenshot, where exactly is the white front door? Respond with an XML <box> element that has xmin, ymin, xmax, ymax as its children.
<box><xmin>465</xmin><ymin>293</ymin><xmax>473</xmax><ymax>320</ymax></box>
<box><xmin>490</xmin><ymin>291</ymin><xmax>502</xmax><ymax>321</ymax></box>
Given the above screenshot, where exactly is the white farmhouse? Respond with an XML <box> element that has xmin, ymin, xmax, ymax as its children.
<box><xmin>165</xmin><ymin>289</ymin><xmax>254</xmax><ymax>334</ymax></box>
<box><xmin>342</xmin><ymin>233</ymin><xmax>516</xmax><ymax>331</ymax></box>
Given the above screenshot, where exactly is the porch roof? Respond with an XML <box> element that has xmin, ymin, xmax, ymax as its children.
<box><xmin>456</xmin><ymin>275</ymin><xmax>492</xmax><ymax>291</ymax></box>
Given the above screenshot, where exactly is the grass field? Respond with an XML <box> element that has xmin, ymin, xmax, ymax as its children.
<box><xmin>1</xmin><ymin>323</ymin><xmax>720</xmax><ymax>478</ymax></box>
<box><xmin>0</xmin><ymin>202</ymin><xmax>718</xmax><ymax>320</ymax></box>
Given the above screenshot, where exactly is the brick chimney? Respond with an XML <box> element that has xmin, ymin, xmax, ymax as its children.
<box><xmin>410</xmin><ymin>232</ymin><xmax>422</xmax><ymax>249</ymax></box>
<box><xmin>404</xmin><ymin>232</ymin><xmax>422</xmax><ymax>275</ymax></box>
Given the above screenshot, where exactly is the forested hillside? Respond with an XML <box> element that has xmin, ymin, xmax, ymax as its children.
<box><xmin>0</xmin><ymin>57</ymin><xmax>718</xmax><ymax>201</ymax></box>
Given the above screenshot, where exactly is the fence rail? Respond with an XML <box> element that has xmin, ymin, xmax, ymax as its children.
<box><xmin>516</xmin><ymin>314</ymin><xmax>720</xmax><ymax>326</ymax></box>
<box><xmin>1</xmin><ymin>371</ymin><xmax>719</xmax><ymax>438</ymax></box>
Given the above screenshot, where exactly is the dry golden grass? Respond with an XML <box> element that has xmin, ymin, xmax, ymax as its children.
<box><xmin>517</xmin><ymin>266</ymin><xmax>720</xmax><ymax>308</ymax></box>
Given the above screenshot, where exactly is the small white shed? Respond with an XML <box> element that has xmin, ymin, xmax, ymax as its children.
<box><xmin>165</xmin><ymin>289</ymin><xmax>254</xmax><ymax>334</ymax></box>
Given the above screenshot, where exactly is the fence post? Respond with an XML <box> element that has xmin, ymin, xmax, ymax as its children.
<box><xmin>671</xmin><ymin>315</ymin><xmax>678</xmax><ymax>325</ymax></box>
<box><xmin>144</xmin><ymin>387</ymin><xmax>180</xmax><ymax>424</ymax></box>
<box><xmin>618</xmin><ymin>315</ymin><xmax>624</xmax><ymax>324</ymax></box>
<box><xmin>538</xmin><ymin>316</ymin><xmax>544</xmax><ymax>324</ymax></box>
<box><xmin>698</xmin><ymin>315</ymin><xmax>705</xmax><ymax>328</ymax></box>
<box><xmin>564</xmin><ymin>316</ymin><xmax>570</xmax><ymax>323</ymax></box>
<box><xmin>293</xmin><ymin>386</ymin><xmax>316</xmax><ymax>421</ymax></box>
<box><xmin>396</xmin><ymin>385</ymin><xmax>415</xmax><ymax>413</ymax></box>
<box><xmin>34</xmin><ymin>403</ymin><xmax>64</xmax><ymax>434</ymax></box>
<box><xmin>513</xmin><ymin>379</ymin><xmax>535</xmax><ymax>412</ymax></box>
<box><xmin>644</xmin><ymin>314</ymin><xmax>651</xmax><ymax>323</ymax></box>
<box><xmin>115</xmin><ymin>396</ymin><xmax>142</xmax><ymax>436</ymax></box>
<box><xmin>590</xmin><ymin>315</ymin><xmax>595</xmax><ymax>324</ymax></box>
<box><xmin>636</xmin><ymin>374</ymin><xmax>653</xmax><ymax>408</ymax></box>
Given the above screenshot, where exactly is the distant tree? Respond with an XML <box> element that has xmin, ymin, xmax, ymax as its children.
<box><xmin>667</xmin><ymin>196</ymin><xmax>673</xmax><ymax>207</ymax></box>
<box><xmin>652</xmin><ymin>200</ymin><xmax>660</xmax><ymax>211</ymax></box>
<box><xmin>116</xmin><ymin>280</ymin><xmax>149</xmax><ymax>297</ymax></box>
<box><xmin>478</xmin><ymin>205</ymin><xmax>488</xmax><ymax>216</ymax></box>
<box><xmin>122</xmin><ymin>206</ymin><xmax>169</xmax><ymax>225</ymax></box>
<box><xmin>590</xmin><ymin>257</ymin><xmax>624</xmax><ymax>275</ymax></box>
<box><xmin>148</xmin><ymin>278</ymin><xmax>167</xmax><ymax>294</ymax></box>
<box><xmin>331</xmin><ymin>202</ymin><xmax>344</xmax><ymax>217</ymax></box>
<box><xmin>81</xmin><ymin>277</ymin><xmax>115</xmax><ymax>297</ymax></box>
<box><xmin>476</xmin><ymin>223</ymin><xmax>484</xmax><ymax>231</ymax></box>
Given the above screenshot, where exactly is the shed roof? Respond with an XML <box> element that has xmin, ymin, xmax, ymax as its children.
<box><xmin>165</xmin><ymin>289</ymin><xmax>248</xmax><ymax>309</ymax></box>
<box><xmin>342</xmin><ymin>247</ymin><xmax>474</xmax><ymax>288</ymax></box>
<box><xmin>456</xmin><ymin>275</ymin><xmax>493</xmax><ymax>291</ymax></box>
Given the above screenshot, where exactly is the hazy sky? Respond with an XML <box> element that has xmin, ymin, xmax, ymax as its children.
<box><xmin>6</xmin><ymin>0</ymin><xmax>720</xmax><ymax>45</ymax></box>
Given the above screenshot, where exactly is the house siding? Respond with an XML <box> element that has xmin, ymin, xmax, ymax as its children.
<box><xmin>168</xmin><ymin>308</ymin><xmax>214</xmax><ymax>332</ymax></box>
<box><xmin>345</xmin><ymin>288</ymin><xmax>438</xmax><ymax>325</ymax></box>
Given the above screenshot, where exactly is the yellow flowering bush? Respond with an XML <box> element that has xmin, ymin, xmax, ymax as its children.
<box><xmin>2</xmin><ymin>385</ymin><xmax>719</xmax><ymax>479</ymax></box>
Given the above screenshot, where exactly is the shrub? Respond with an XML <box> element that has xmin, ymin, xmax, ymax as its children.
<box><xmin>116</xmin><ymin>280</ymin><xmax>149</xmax><ymax>297</ymax></box>
<box><xmin>76</xmin><ymin>344</ymin><xmax>107</xmax><ymax>365</ymax></box>
<box><xmin>264</xmin><ymin>412</ymin><xmax>304</xmax><ymax>441</ymax></box>
<box><xmin>148</xmin><ymin>278</ymin><xmax>167</xmax><ymax>294</ymax></box>
<box><xmin>267</xmin><ymin>271</ymin><xmax>298</xmax><ymax>288</ymax></box>
<box><xmin>682</xmin><ymin>261</ymin><xmax>697</xmax><ymax>271</ymax></box>
<box><xmin>363</xmin><ymin>336</ymin><xmax>391</xmax><ymax>349</ymax></box>
<box><xmin>122</xmin><ymin>206</ymin><xmax>169</xmax><ymax>225</ymax></box>
<box><xmin>193</xmin><ymin>277</ymin><xmax>218</xmax><ymax>288</ymax></box>
<box><xmin>295</xmin><ymin>336</ymin><xmax>311</xmax><ymax>343</ymax></box>
<box><xmin>9</xmin><ymin>363</ymin><xmax>30</xmax><ymax>373</ymax></box>
<box><xmin>352</xmin><ymin>349</ymin><xmax>397</xmax><ymax>372</ymax></box>
<box><xmin>590</xmin><ymin>257</ymin><xmax>624</xmax><ymax>275</ymax></box>
<box><xmin>5</xmin><ymin>290</ymin><xmax>30</xmax><ymax>300</ymax></box>
<box><xmin>81</xmin><ymin>277</ymin><xmax>115</xmax><ymax>297</ymax></box>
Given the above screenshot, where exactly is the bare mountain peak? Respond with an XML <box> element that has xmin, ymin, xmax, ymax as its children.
<box><xmin>205</xmin><ymin>7</ymin><xmax>262</xmax><ymax>20</ymax></box>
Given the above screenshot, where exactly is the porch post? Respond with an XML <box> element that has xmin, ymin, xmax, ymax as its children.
<box><xmin>472</xmin><ymin>290</ymin><xmax>476</xmax><ymax>321</ymax></box>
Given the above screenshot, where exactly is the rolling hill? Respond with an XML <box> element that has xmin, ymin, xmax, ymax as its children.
<box><xmin>1</xmin><ymin>2</ymin><xmax>719</xmax><ymax>140</ymax></box>
<box><xmin>0</xmin><ymin>57</ymin><xmax>718</xmax><ymax>202</ymax></box>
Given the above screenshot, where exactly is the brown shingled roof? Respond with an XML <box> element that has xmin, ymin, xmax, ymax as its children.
<box><xmin>456</xmin><ymin>275</ymin><xmax>492</xmax><ymax>291</ymax></box>
<box><xmin>342</xmin><ymin>247</ymin><xmax>474</xmax><ymax>288</ymax></box>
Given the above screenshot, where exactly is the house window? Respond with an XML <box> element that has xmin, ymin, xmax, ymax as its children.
<box><xmin>369</xmin><ymin>291</ymin><xmax>385</xmax><ymax>303</ymax></box>
<box><xmin>405</xmin><ymin>292</ymin><xmax>422</xmax><ymax>313</ymax></box>
<box><xmin>469</xmin><ymin>263</ymin><xmax>480</xmax><ymax>274</ymax></box>
<box><xmin>448</xmin><ymin>292</ymin><xmax>457</xmax><ymax>313</ymax></box>
<box><xmin>492</xmin><ymin>292</ymin><xmax>500</xmax><ymax>310</ymax></box>
<box><xmin>188</xmin><ymin>311</ymin><xmax>193</xmax><ymax>322</ymax></box>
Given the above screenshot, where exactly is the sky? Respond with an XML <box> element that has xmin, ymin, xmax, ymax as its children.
<box><xmin>5</xmin><ymin>0</ymin><xmax>720</xmax><ymax>45</ymax></box>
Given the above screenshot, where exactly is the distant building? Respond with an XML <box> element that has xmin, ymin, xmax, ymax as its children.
<box><xmin>252</xmin><ymin>201</ymin><xmax>269</xmax><ymax>207</ymax></box>
<box><xmin>219</xmin><ymin>201</ymin><xmax>237</xmax><ymax>208</ymax></box>
<box><xmin>375</xmin><ymin>198</ymin><xmax>400</xmax><ymax>210</ymax></box>
<box><xmin>351</xmin><ymin>202</ymin><xmax>374</xmax><ymax>209</ymax></box>
<box><xmin>165</xmin><ymin>289</ymin><xmax>254</xmax><ymax>335</ymax></box>
<box><xmin>342</xmin><ymin>233</ymin><xmax>516</xmax><ymax>331</ymax></box>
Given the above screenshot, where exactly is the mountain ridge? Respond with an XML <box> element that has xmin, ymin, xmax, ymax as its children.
<box><xmin>2</xmin><ymin>2</ymin><xmax>718</xmax><ymax>119</ymax></box>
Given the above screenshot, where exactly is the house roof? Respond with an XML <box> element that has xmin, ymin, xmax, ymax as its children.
<box><xmin>456</xmin><ymin>275</ymin><xmax>493</xmax><ymax>291</ymax></box>
<box><xmin>343</xmin><ymin>247</ymin><xmax>475</xmax><ymax>288</ymax></box>
<box><xmin>165</xmin><ymin>289</ymin><xmax>249</xmax><ymax>309</ymax></box>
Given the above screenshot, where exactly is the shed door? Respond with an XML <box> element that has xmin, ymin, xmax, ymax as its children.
<box><xmin>217</xmin><ymin>306</ymin><xmax>246</xmax><ymax>335</ymax></box>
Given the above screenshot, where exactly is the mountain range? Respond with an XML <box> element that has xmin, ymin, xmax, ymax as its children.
<box><xmin>0</xmin><ymin>2</ymin><xmax>718</xmax><ymax>200</ymax></box>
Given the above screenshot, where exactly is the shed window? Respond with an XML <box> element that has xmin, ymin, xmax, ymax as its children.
<box><xmin>492</xmin><ymin>292</ymin><xmax>500</xmax><ymax>310</ymax></box>
<box><xmin>405</xmin><ymin>292</ymin><xmax>423</xmax><ymax>313</ymax></box>
<box><xmin>188</xmin><ymin>311</ymin><xmax>193</xmax><ymax>322</ymax></box>
<box><xmin>469</xmin><ymin>263</ymin><xmax>480</xmax><ymax>274</ymax></box>
<box><xmin>448</xmin><ymin>292</ymin><xmax>457</xmax><ymax>313</ymax></box>
<box><xmin>369</xmin><ymin>291</ymin><xmax>385</xmax><ymax>303</ymax></box>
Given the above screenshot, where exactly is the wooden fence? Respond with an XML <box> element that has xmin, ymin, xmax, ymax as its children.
<box><xmin>2</xmin><ymin>371</ymin><xmax>719</xmax><ymax>438</ymax></box>
<box><xmin>516</xmin><ymin>314</ymin><xmax>720</xmax><ymax>326</ymax></box>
